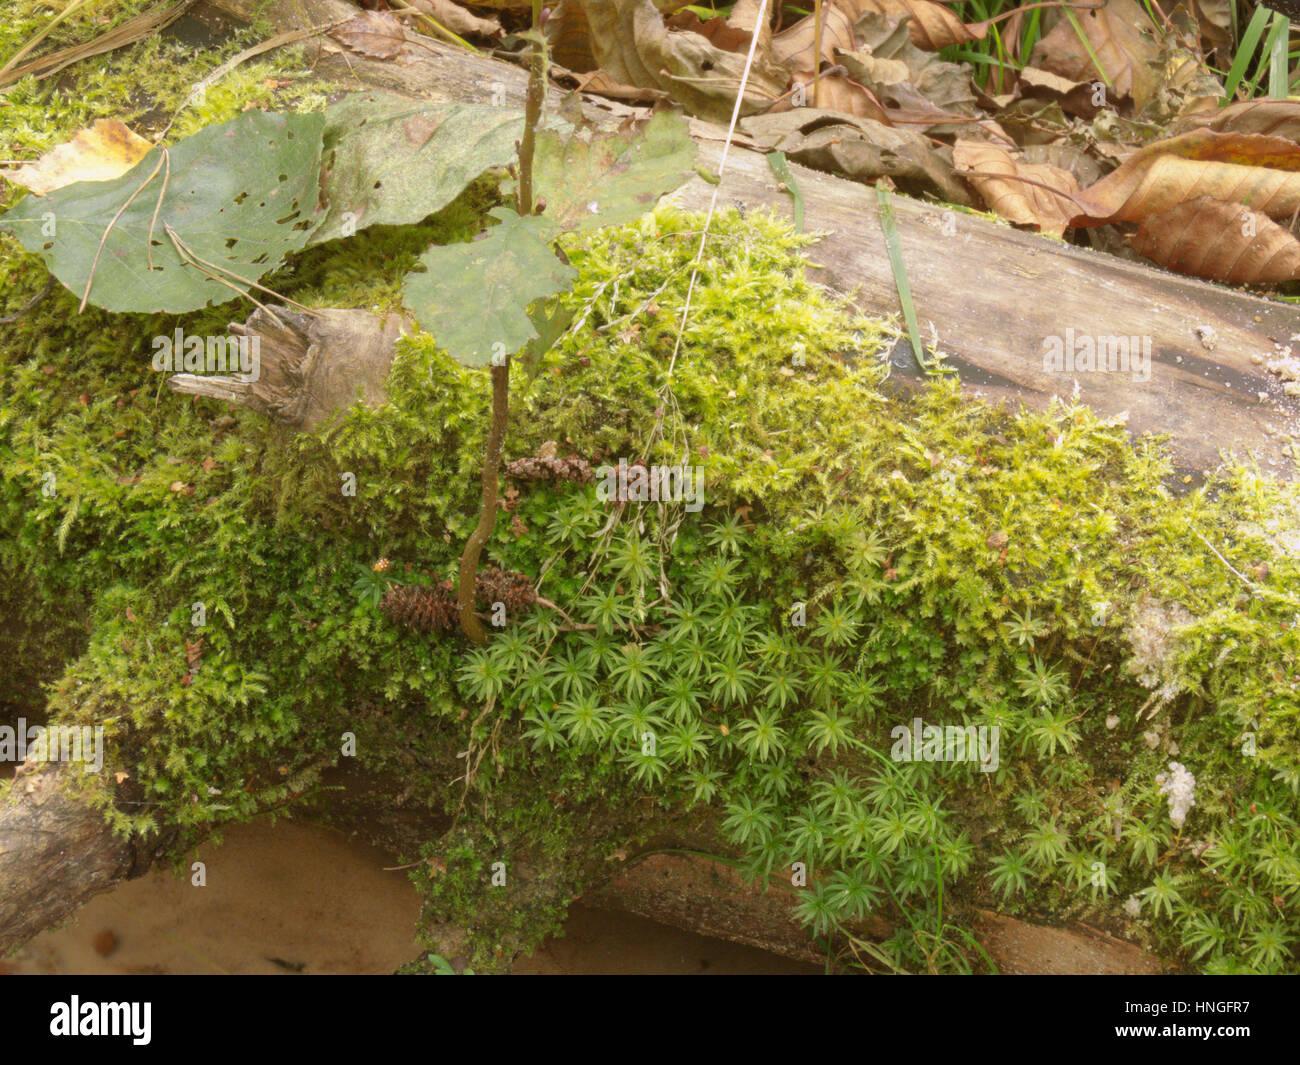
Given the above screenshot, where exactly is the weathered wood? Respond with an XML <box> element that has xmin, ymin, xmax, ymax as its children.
<box><xmin>168</xmin><ymin>306</ymin><xmax>405</xmax><ymax>430</ymax></box>
<box><xmin>0</xmin><ymin>765</ymin><xmax>162</xmax><ymax>956</ymax></box>
<box><xmin>202</xmin><ymin>0</ymin><xmax>1300</xmax><ymax>477</ymax></box>
<box><xmin>587</xmin><ymin>852</ymin><xmax>1167</xmax><ymax>974</ymax></box>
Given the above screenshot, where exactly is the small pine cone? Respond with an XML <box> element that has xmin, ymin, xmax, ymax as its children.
<box><xmin>505</xmin><ymin>454</ymin><xmax>593</xmax><ymax>485</ymax></box>
<box><xmin>381</xmin><ymin>582</ymin><xmax>457</xmax><ymax>633</ymax></box>
<box><xmin>474</xmin><ymin>567</ymin><xmax>537</xmax><ymax>613</ymax></box>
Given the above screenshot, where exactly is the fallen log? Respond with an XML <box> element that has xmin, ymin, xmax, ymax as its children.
<box><xmin>194</xmin><ymin>0</ymin><xmax>1300</xmax><ymax>478</ymax></box>
<box><xmin>0</xmin><ymin>764</ymin><xmax>164</xmax><ymax>955</ymax></box>
<box><xmin>0</xmin><ymin>761</ymin><xmax>1168</xmax><ymax>974</ymax></box>
<box><xmin>587</xmin><ymin>851</ymin><xmax>1167</xmax><ymax>974</ymax></box>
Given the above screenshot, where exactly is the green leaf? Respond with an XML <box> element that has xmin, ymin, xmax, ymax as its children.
<box><xmin>520</xmin><ymin>298</ymin><xmax>575</xmax><ymax>379</ymax></box>
<box><xmin>312</xmin><ymin>92</ymin><xmax>526</xmax><ymax>246</ymax></box>
<box><xmin>402</xmin><ymin>207</ymin><xmax>575</xmax><ymax>367</ymax></box>
<box><xmin>525</xmin><ymin>109</ymin><xmax>695</xmax><ymax>233</ymax></box>
<box><xmin>0</xmin><ymin>110</ymin><xmax>324</xmax><ymax>313</ymax></box>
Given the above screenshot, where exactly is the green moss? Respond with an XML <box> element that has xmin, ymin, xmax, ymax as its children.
<box><xmin>2</xmin><ymin>72</ymin><xmax>1298</xmax><ymax>971</ymax></box>
<box><xmin>1</xmin><ymin>20</ymin><xmax>330</xmax><ymax>177</ymax></box>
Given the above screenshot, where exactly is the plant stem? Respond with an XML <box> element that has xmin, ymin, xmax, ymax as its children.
<box><xmin>457</xmin><ymin>5</ymin><xmax>544</xmax><ymax>643</ymax></box>
<box><xmin>458</xmin><ymin>363</ymin><xmax>510</xmax><ymax>644</ymax></box>
<box><xmin>516</xmin><ymin>1</ymin><xmax>546</xmax><ymax>216</ymax></box>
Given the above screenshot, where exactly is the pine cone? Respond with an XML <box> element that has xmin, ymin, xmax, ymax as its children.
<box><xmin>504</xmin><ymin>454</ymin><xmax>593</xmax><ymax>484</ymax></box>
<box><xmin>474</xmin><ymin>567</ymin><xmax>537</xmax><ymax>613</ymax></box>
<box><xmin>381</xmin><ymin>582</ymin><xmax>458</xmax><ymax>633</ymax></box>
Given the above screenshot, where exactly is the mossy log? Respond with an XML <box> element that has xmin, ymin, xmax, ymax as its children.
<box><xmin>4</xmin><ymin>0</ymin><xmax>1291</xmax><ymax>976</ymax></box>
<box><xmin>197</xmin><ymin>0</ymin><xmax>1300</xmax><ymax>478</ymax></box>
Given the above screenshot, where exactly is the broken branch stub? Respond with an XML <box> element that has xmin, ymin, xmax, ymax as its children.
<box><xmin>167</xmin><ymin>306</ymin><xmax>406</xmax><ymax>430</ymax></box>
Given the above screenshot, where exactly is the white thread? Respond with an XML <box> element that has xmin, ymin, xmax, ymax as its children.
<box><xmin>667</xmin><ymin>0</ymin><xmax>770</xmax><ymax>378</ymax></box>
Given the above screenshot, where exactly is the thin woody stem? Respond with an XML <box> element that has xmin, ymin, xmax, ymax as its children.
<box><xmin>516</xmin><ymin>0</ymin><xmax>546</xmax><ymax>216</ymax></box>
<box><xmin>457</xmin><ymin>363</ymin><xmax>509</xmax><ymax>644</ymax></box>
<box><xmin>457</xmin><ymin>1</ymin><xmax>545</xmax><ymax>643</ymax></box>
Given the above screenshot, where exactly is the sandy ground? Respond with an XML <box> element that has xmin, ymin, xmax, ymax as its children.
<box><xmin>9</xmin><ymin>820</ymin><xmax>815</xmax><ymax>975</ymax></box>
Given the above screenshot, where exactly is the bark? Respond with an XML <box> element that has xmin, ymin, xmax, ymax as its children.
<box><xmin>200</xmin><ymin>0</ymin><xmax>1300</xmax><ymax>478</ymax></box>
<box><xmin>0</xmin><ymin>765</ymin><xmax>161</xmax><ymax>957</ymax></box>
<box><xmin>588</xmin><ymin>851</ymin><xmax>1167</xmax><ymax>974</ymax></box>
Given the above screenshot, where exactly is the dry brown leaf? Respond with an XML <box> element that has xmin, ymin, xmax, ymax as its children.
<box><xmin>1030</xmin><ymin>0</ymin><xmax>1159</xmax><ymax>110</ymax></box>
<box><xmin>1016</xmin><ymin>64</ymin><xmax>1104</xmax><ymax>117</ymax></box>
<box><xmin>556</xmin><ymin>67</ymin><xmax>668</xmax><ymax>102</ymax></box>
<box><xmin>852</xmin><ymin>0</ymin><xmax>985</xmax><ymax>50</ymax></box>
<box><xmin>330</xmin><ymin>10</ymin><xmax>411</xmax><ymax>61</ymax></box>
<box><xmin>847</xmin><ymin>14</ymin><xmax>979</xmax><ymax>121</ymax></box>
<box><xmin>954</xmin><ymin>138</ymin><xmax>1083</xmax><ymax>235</ymax></box>
<box><xmin>743</xmin><ymin>110</ymin><xmax>972</xmax><ymax>203</ymax></box>
<box><xmin>580</xmin><ymin>0</ymin><xmax>788</xmax><ymax>120</ymax></box>
<box><xmin>667</xmin><ymin>9</ymin><xmax>757</xmax><ymax>52</ymax></box>
<box><xmin>412</xmin><ymin>0</ymin><xmax>502</xmax><ymax>38</ymax></box>
<box><xmin>1022</xmin><ymin>141</ymin><xmax>1103</xmax><ymax>186</ymax></box>
<box><xmin>9</xmin><ymin>119</ymin><xmax>152</xmax><ymax>196</ymax></box>
<box><xmin>772</xmin><ymin>5</ymin><xmax>859</xmax><ymax>78</ymax></box>
<box><xmin>1186</xmin><ymin>99</ymin><xmax>1300</xmax><ymax>142</ymax></box>
<box><xmin>1189</xmin><ymin>0</ymin><xmax>1233</xmax><ymax>54</ymax></box>
<box><xmin>725</xmin><ymin>0</ymin><xmax>773</xmax><ymax>52</ymax></box>
<box><xmin>789</xmin><ymin>72</ymin><xmax>889</xmax><ymax>119</ymax></box>
<box><xmin>1131</xmin><ymin>196</ymin><xmax>1300</xmax><ymax>284</ymax></box>
<box><xmin>1075</xmin><ymin>129</ymin><xmax>1300</xmax><ymax>225</ymax></box>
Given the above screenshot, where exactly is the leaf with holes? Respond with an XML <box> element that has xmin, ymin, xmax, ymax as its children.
<box><xmin>523</xmin><ymin>109</ymin><xmax>695</xmax><ymax>234</ymax></box>
<box><xmin>402</xmin><ymin>207</ymin><xmax>576</xmax><ymax>367</ymax></box>
<box><xmin>312</xmin><ymin>91</ymin><xmax>528</xmax><ymax>246</ymax></box>
<box><xmin>0</xmin><ymin>110</ymin><xmax>324</xmax><ymax>313</ymax></box>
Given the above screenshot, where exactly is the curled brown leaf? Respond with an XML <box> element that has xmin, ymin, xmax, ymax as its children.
<box><xmin>1131</xmin><ymin>197</ymin><xmax>1300</xmax><ymax>284</ymax></box>
<box><xmin>954</xmin><ymin>138</ymin><xmax>1083</xmax><ymax>235</ymax></box>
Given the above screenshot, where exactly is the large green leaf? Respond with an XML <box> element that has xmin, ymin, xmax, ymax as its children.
<box><xmin>402</xmin><ymin>207</ymin><xmax>575</xmax><ymax>368</ymax></box>
<box><xmin>0</xmin><ymin>110</ymin><xmax>324</xmax><ymax>314</ymax></box>
<box><xmin>526</xmin><ymin>109</ymin><xmax>696</xmax><ymax>233</ymax></box>
<box><xmin>311</xmin><ymin>92</ymin><xmax>526</xmax><ymax>246</ymax></box>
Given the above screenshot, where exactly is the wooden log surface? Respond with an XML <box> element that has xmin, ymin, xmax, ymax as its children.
<box><xmin>0</xmin><ymin>765</ymin><xmax>164</xmax><ymax>956</ymax></box>
<box><xmin>588</xmin><ymin>851</ymin><xmax>1166</xmax><ymax>974</ymax></box>
<box><xmin>198</xmin><ymin>0</ymin><xmax>1300</xmax><ymax>479</ymax></box>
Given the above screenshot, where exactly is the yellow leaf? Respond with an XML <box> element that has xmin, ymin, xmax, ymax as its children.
<box><xmin>10</xmin><ymin>119</ymin><xmax>152</xmax><ymax>196</ymax></box>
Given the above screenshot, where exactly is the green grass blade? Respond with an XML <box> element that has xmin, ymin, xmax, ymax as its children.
<box><xmin>876</xmin><ymin>184</ymin><xmax>931</xmax><ymax>375</ymax></box>
<box><xmin>1269</xmin><ymin>15</ymin><xmax>1291</xmax><ymax>99</ymax></box>
<box><xmin>1063</xmin><ymin>8</ymin><xmax>1112</xmax><ymax>89</ymax></box>
<box><xmin>766</xmin><ymin>151</ymin><xmax>804</xmax><ymax>232</ymax></box>
<box><xmin>1223</xmin><ymin>4</ymin><xmax>1273</xmax><ymax>102</ymax></box>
